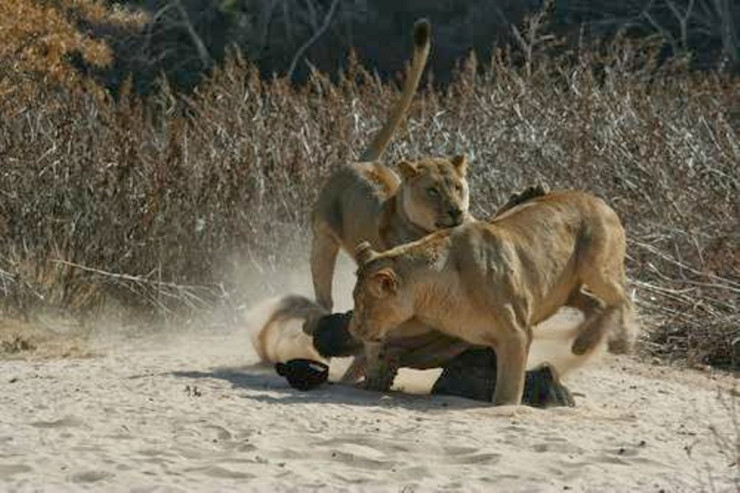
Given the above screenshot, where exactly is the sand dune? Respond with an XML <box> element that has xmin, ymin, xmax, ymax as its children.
<box><xmin>1</xmin><ymin>311</ymin><xmax>737</xmax><ymax>493</ymax></box>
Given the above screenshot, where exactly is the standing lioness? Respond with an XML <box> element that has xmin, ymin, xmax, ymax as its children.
<box><xmin>309</xmin><ymin>18</ymin><xmax>473</xmax><ymax>313</ymax></box>
<box><xmin>350</xmin><ymin>190</ymin><xmax>637</xmax><ymax>406</ymax></box>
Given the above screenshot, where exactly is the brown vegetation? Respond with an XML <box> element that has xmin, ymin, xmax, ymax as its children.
<box><xmin>0</xmin><ymin>5</ymin><xmax>737</xmax><ymax>369</ymax></box>
<box><xmin>0</xmin><ymin>0</ymin><xmax>149</xmax><ymax>111</ymax></box>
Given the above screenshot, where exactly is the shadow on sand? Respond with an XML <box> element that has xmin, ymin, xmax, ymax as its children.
<box><xmin>169</xmin><ymin>365</ymin><xmax>490</xmax><ymax>411</ymax></box>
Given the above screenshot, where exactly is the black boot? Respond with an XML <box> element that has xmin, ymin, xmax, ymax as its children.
<box><xmin>431</xmin><ymin>348</ymin><xmax>575</xmax><ymax>408</ymax></box>
<box><xmin>429</xmin><ymin>348</ymin><xmax>498</xmax><ymax>401</ymax></box>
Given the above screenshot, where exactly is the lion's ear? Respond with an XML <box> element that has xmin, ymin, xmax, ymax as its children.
<box><xmin>355</xmin><ymin>241</ymin><xmax>378</xmax><ymax>265</ymax></box>
<box><xmin>368</xmin><ymin>268</ymin><xmax>399</xmax><ymax>298</ymax></box>
<box><xmin>397</xmin><ymin>160</ymin><xmax>420</xmax><ymax>180</ymax></box>
<box><xmin>451</xmin><ymin>154</ymin><xmax>468</xmax><ymax>176</ymax></box>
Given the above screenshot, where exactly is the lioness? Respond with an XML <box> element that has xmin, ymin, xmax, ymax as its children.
<box><xmin>307</xmin><ymin>185</ymin><xmax>547</xmax><ymax>385</ymax></box>
<box><xmin>309</xmin><ymin>18</ymin><xmax>473</xmax><ymax>313</ymax></box>
<box><xmin>350</xmin><ymin>190</ymin><xmax>637</xmax><ymax>405</ymax></box>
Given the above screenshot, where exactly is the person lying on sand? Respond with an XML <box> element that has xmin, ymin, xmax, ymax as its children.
<box><xmin>305</xmin><ymin>310</ymin><xmax>575</xmax><ymax>408</ymax></box>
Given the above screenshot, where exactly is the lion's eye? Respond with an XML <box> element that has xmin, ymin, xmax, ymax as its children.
<box><xmin>426</xmin><ymin>188</ymin><xmax>439</xmax><ymax>198</ymax></box>
<box><xmin>455</xmin><ymin>184</ymin><xmax>463</xmax><ymax>193</ymax></box>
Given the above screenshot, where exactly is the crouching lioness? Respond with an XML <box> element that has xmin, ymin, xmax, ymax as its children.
<box><xmin>350</xmin><ymin>190</ymin><xmax>637</xmax><ymax>406</ymax></box>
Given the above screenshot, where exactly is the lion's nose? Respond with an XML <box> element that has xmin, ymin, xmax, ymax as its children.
<box><xmin>448</xmin><ymin>208</ymin><xmax>463</xmax><ymax>222</ymax></box>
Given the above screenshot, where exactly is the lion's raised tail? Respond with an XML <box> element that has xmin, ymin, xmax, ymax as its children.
<box><xmin>358</xmin><ymin>18</ymin><xmax>431</xmax><ymax>162</ymax></box>
<box><xmin>246</xmin><ymin>295</ymin><xmax>328</xmax><ymax>364</ymax></box>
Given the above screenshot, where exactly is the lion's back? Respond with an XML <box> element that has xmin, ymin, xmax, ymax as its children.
<box><xmin>313</xmin><ymin>163</ymin><xmax>399</xmax><ymax>247</ymax></box>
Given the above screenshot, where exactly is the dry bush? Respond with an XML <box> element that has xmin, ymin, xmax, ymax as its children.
<box><xmin>0</xmin><ymin>34</ymin><xmax>737</xmax><ymax>367</ymax></box>
<box><xmin>0</xmin><ymin>0</ymin><xmax>147</xmax><ymax>111</ymax></box>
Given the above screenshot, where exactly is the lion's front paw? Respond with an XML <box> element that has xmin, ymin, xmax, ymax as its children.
<box><xmin>362</xmin><ymin>370</ymin><xmax>396</xmax><ymax>392</ymax></box>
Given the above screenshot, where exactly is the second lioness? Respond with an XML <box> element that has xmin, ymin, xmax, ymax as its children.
<box><xmin>309</xmin><ymin>18</ymin><xmax>472</xmax><ymax>313</ymax></box>
<box><xmin>350</xmin><ymin>190</ymin><xmax>637</xmax><ymax>406</ymax></box>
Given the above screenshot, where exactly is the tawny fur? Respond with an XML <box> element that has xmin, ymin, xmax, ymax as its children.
<box><xmin>303</xmin><ymin>185</ymin><xmax>551</xmax><ymax>386</ymax></box>
<box><xmin>350</xmin><ymin>190</ymin><xmax>638</xmax><ymax>405</ymax></box>
<box><xmin>308</xmin><ymin>19</ymin><xmax>474</xmax><ymax>313</ymax></box>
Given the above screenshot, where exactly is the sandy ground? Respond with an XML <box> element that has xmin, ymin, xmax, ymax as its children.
<box><xmin>1</xmin><ymin>311</ymin><xmax>737</xmax><ymax>493</ymax></box>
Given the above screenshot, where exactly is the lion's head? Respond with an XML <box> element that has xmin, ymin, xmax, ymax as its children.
<box><xmin>398</xmin><ymin>155</ymin><xmax>470</xmax><ymax>231</ymax></box>
<box><xmin>349</xmin><ymin>242</ymin><xmax>412</xmax><ymax>343</ymax></box>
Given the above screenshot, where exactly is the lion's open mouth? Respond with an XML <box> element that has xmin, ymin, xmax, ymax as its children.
<box><xmin>436</xmin><ymin>217</ymin><xmax>463</xmax><ymax>228</ymax></box>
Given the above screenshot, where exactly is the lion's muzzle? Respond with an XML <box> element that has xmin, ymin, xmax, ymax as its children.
<box><xmin>348</xmin><ymin>317</ymin><xmax>382</xmax><ymax>343</ymax></box>
<box><xmin>436</xmin><ymin>207</ymin><xmax>464</xmax><ymax>228</ymax></box>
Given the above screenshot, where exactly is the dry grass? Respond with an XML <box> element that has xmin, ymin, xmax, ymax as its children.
<box><xmin>0</xmin><ymin>35</ymin><xmax>737</xmax><ymax>368</ymax></box>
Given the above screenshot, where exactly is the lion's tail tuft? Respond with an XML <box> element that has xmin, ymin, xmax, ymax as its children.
<box><xmin>413</xmin><ymin>18</ymin><xmax>431</xmax><ymax>49</ymax></box>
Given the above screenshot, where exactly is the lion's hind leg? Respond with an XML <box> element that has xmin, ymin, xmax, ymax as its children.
<box><xmin>571</xmin><ymin>272</ymin><xmax>636</xmax><ymax>355</ymax></box>
<box><xmin>310</xmin><ymin>225</ymin><xmax>340</xmax><ymax>313</ymax></box>
<box><xmin>567</xmin><ymin>287</ymin><xmax>609</xmax><ymax>355</ymax></box>
<box><xmin>605</xmin><ymin>293</ymin><xmax>637</xmax><ymax>354</ymax></box>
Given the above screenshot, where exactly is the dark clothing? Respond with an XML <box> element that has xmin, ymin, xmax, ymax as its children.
<box><xmin>311</xmin><ymin>312</ymin><xmax>575</xmax><ymax>407</ymax></box>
